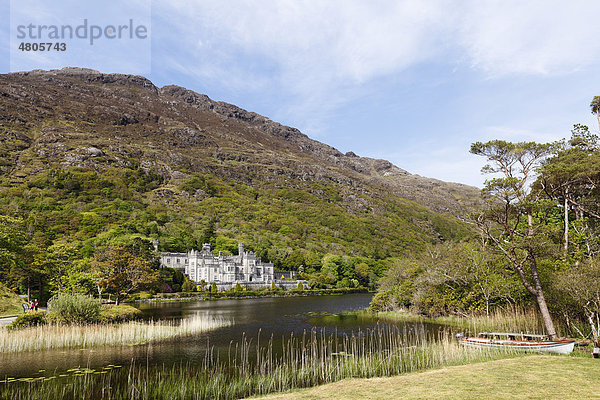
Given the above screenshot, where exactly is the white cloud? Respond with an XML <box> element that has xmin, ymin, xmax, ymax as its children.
<box><xmin>222</xmin><ymin>1</ymin><xmax>449</xmax><ymax>85</ymax></box>
<box><xmin>458</xmin><ymin>0</ymin><xmax>600</xmax><ymax>76</ymax></box>
<box><xmin>153</xmin><ymin>1</ymin><xmax>600</xmax><ymax>138</ymax></box>
<box><xmin>154</xmin><ymin>0</ymin><xmax>454</xmax><ymax>133</ymax></box>
<box><xmin>158</xmin><ymin>1</ymin><xmax>600</xmax><ymax>86</ymax></box>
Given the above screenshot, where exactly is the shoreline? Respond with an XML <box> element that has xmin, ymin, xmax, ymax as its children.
<box><xmin>0</xmin><ymin>315</ymin><xmax>230</xmax><ymax>353</ymax></box>
<box><xmin>127</xmin><ymin>287</ymin><xmax>371</xmax><ymax>303</ymax></box>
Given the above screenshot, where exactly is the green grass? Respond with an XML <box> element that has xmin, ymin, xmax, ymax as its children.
<box><xmin>255</xmin><ymin>355</ymin><xmax>600</xmax><ymax>399</ymax></box>
<box><xmin>0</xmin><ymin>282</ymin><xmax>25</xmax><ymax>317</ymax></box>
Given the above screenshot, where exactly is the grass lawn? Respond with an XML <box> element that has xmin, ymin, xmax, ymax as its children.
<box><xmin>253</xmin><ymin>355</ymin><xmax>600</xmax><ymax>400</ymax></box>
<box><xmin>0</xmin><ymin>283</ymin><xmax>25</xmax><ymax>317</ymax></box>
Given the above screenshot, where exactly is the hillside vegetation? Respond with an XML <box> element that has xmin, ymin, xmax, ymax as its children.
<box><xmin>0</xmin><ymin>68</ymin><xmax>481</xmax><ymax>299</ymax></box>
<box><xmin>0</xmin><ymin>282</ymin><xmax>24</xmax><ymax>316</ymax></box>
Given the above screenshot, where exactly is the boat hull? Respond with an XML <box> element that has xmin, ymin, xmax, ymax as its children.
<box><xmin>459</xmin><ymin>338</ymin><xmax>575</xmax><ymax>355</ymax></box>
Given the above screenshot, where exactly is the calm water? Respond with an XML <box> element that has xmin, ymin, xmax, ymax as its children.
<box><xmin>0</xmin><ymin>294</ymin><xmax>443</xmax><ymax>377</ymax></box>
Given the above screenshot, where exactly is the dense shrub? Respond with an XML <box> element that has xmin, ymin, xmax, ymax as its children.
<box><xmin>129</xmin><ymin>291</ymin><xmax>153</xmax><ymax>301</ymax></box>
<box><xmin>48</xmin><ymin>294</ymin><xmax>101</xmax><ymax>324</ymax></box>
<box><xmin>8</xmin><ymin>311</ymin><xmax>47</xmax><ymax>329</ymax></box>
<box><xmin>368</xmin><ymin>291</ymin><xmax>395</xmax><ymax>312</ymax></box>
<box><xmin>182</xmin><ymin>279</ymin><xmax>196</xmax><ymax>292</ymax></box>
<box><xmin>99</xmin><ymin>305</ymin><xmax>142</xmax><ymax>323</ymax></box>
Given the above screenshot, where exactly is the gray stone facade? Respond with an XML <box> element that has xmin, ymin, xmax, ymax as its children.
<box><xmin>160</xmin><ymin>243</ymin><xmax>275</xmax><ymax>284</ymax></box>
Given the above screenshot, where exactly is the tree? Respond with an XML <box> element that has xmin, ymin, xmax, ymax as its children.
<box><xmin>199</xmin><ymin>218</ymin><xmax>216</xmax><ymax>247</ymax></box>
<box><xmin>463</xmin><ymin>243</ymin><xmax>523</xmax><ymax>315</ymax></box>
<box><xmin>91</xmin><ymin>246</ymin><xmax>159</xmax><ymax>305</ymax></box>
<box><xmin>125</xmin><ymin>237</ymin><xmax>160</xmax><ymax>268</ymax></box>
<box><xmin>0</xmin><ymin>216</ymin><xmax>32</xmax><ymax>296</ymax></box>
<box><xmin>199</xmin><ymin>279</ymin><xmax>207</xmax><ymax>292</ymax></box>
<box><xmin>211</xmin><ymin>282</ymin><xmax>217</xmax><ymax>293</ymax></box>
<box><xmin>182</xmin><ymin>278</ymin><xmax>196</xmax><ymax>292</ymax></box>
<box><xmin>536</xmin><ymin>126</ymin><xmax>600</xmax><ymax>258</ymax></box>
<box><xmin>555</xmin><ymin>260</ymin><xmax>600</xmax><ymax>347</ymax></box>
<box><xmin>591</xmin><ymin>96</ymin><xmax>600</xmax><ymax>131</ymax></box>
<box><xmin>283</xmin><ymin>250</ymin><xmax>305</xmax><ymax>270</ymax></box>
<box><xmin>471</xmin><ymin>140</ymin><xmax>558</xmax><ymax>338</ymax></box>
<box><xmin>43</xmin><ymin>242</ymin><xmax>79</xmax><ymax>294</ymax></box>
<box><xmin>63</xmin><ymin>259</ymin><xmax>95</xmax><ymax>295</ymax></box>
<box><xmin>354</xmin><ymin>262</ymin><xmax>377</xmax><ymax>289</ymax></box>
<box><xmin>297</xmin><ymin>281</ymin><xmax>304</xmax><ymax>291</ymax></box>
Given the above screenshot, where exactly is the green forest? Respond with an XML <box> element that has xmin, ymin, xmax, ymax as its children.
<box><xmin>372</xmin><ymin>98</ymin><xmax>600</xmax><ymax>341</ymax></box>
<box><xmin>1</xmin><ymin>70</ymin><xmax>599</xmax><ymax>345</ymax></box>
<box><xmin>0</xmin><ymin>153</ymin><xmax>466</xmax><ymax>304</ymax></box>
<box><xmin>0</xmin><ymin>69</ymin><xmax>475</xmax><ymax>308</ymax></box>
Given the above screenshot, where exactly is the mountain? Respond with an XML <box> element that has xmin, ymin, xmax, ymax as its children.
<box><xmin>0</xmin><ymin>67</ymin><xmax>482</xmax><ymax>269</ymax></box>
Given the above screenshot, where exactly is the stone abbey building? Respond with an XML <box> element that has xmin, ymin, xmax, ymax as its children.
<box><xmin>160</xmin><ymin>243</ymin><xmax>275</xmax><ymax>285</ymax></box>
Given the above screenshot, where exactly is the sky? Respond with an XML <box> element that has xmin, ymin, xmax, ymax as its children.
<box><xmin>3</xmin><ymin>0</ymin><xmax>600</xmax><ymax>187</ymax></box>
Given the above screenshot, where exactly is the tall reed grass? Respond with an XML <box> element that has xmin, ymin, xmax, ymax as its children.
<box><xmin>0</xmin><ymin>315</ymin><xmax>230</xmax><ymax>353</ymax></box>
<box><xmin>373</xmin><ymin>307</ymin><xmax>561</xmax><ymax>336</ymax></box>
<box><xmin>0</xmin><ymin>325</ymin><xmax>519</xmax><ymax>400</ymax></box>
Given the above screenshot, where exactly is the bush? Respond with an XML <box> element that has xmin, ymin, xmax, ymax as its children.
<box><xmin>48</xmin><ymin>294</ymin><xmax>101</xmax><ymax>324</ymax></box>
<box><xmin>99</xmin><ymin>305</ymin><xmax>142</xmax><ymax>323</ymax></box>
<box><xmin>9</xmin><ymin>311</ymin><xmax>47</xmax><ymax>329</ymax></box>
<box><xmin>368</xmin><ymin>291</ymin><xmax>395</xmax><ymax>312</ymax></box>
<box><xmin>297</xmin><ymin>281</ymin><xmax>304</xmax><ymax>291</ymax></box>
<box><xmin>182</xmin><ymin>279</ymin><xmax>196</xmax><ymax>292</ymax></box>
<box><xmin>129</xmin><ymin>291</ymin><xmax>153</xmax><ymax>300</ymax></box>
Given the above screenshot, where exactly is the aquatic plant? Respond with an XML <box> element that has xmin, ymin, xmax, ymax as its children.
<box><xmin>372</xmin><ymin>307</ymin><xmax>560</xmax><ymax>336</ymax></box>
<box><xmin>0</xmin><ymin>324</ymin><xmax>518</xmax><ymax>399</ymax></box>
<box><xmin>0</xmin><ymin>314</ymin><xmax>229</xmax><ymax>353</ymax></box>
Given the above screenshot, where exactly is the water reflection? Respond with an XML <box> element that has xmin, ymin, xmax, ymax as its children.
<box><xmin>0</xmin><ymin>293</ymin><xmax>443</xmax><ymax>378</ymax></box>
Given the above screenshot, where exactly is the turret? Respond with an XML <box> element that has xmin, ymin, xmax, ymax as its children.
<box><xmin>238</xmin><ymin>243</ymin><xmax>245</xmax><ymax>257</ymax></box>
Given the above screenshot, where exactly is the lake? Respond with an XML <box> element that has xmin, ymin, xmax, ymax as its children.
<box><xmin>0</xmin><ymin>293</ymin><xmax>443</xmax><ymax>378</ymax></box>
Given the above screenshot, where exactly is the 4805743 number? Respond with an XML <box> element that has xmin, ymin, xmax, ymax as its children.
<box><xmin>18</xmin><ymin>42</ymin><xmax>66</xmax><ymax>51</ymax></box>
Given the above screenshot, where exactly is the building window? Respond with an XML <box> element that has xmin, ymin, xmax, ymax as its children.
<box><xmin>167</xmin><ymin>258</ymin><xmax>171</xmax><ymax>264</ymax></box>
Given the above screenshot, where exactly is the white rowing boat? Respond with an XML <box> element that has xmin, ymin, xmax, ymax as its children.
<box><xmin>458</xmin><ymin>332</ymin><xmax>575</xmax><ymax>355</ymax></box>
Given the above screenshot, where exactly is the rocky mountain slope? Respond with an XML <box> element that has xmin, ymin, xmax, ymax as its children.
<box><xmin>0</xmin><ymin>67</ymin><xmax>482</xmax><ymax>265</ymax></box>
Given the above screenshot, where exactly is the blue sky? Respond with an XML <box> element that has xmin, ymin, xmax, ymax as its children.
<box><xmin>3</xmin><ymin>1</ymin><xmax>600</xmax><ymax>187</ymax></box>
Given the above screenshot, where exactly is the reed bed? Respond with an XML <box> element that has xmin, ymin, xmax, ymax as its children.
<box><xmin>374</xmin><ymin>307</ymin><xmax>560</xmax><ymax>336</ymax></box>
<box><xmin>0</xmin><ymin>325</ymin><xmax>520</xmax><ymax>400</ymax></box>
<box><xmin>0</xmin><ymin>315</ymin><xmax>230</xmax><ymax>353</ymax></box>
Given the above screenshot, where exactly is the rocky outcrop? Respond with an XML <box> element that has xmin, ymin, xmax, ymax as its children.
<box><xmin>0</xmin><ymin>68</ymin><xmax>483</xmax><ymax>217</ymax></box>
